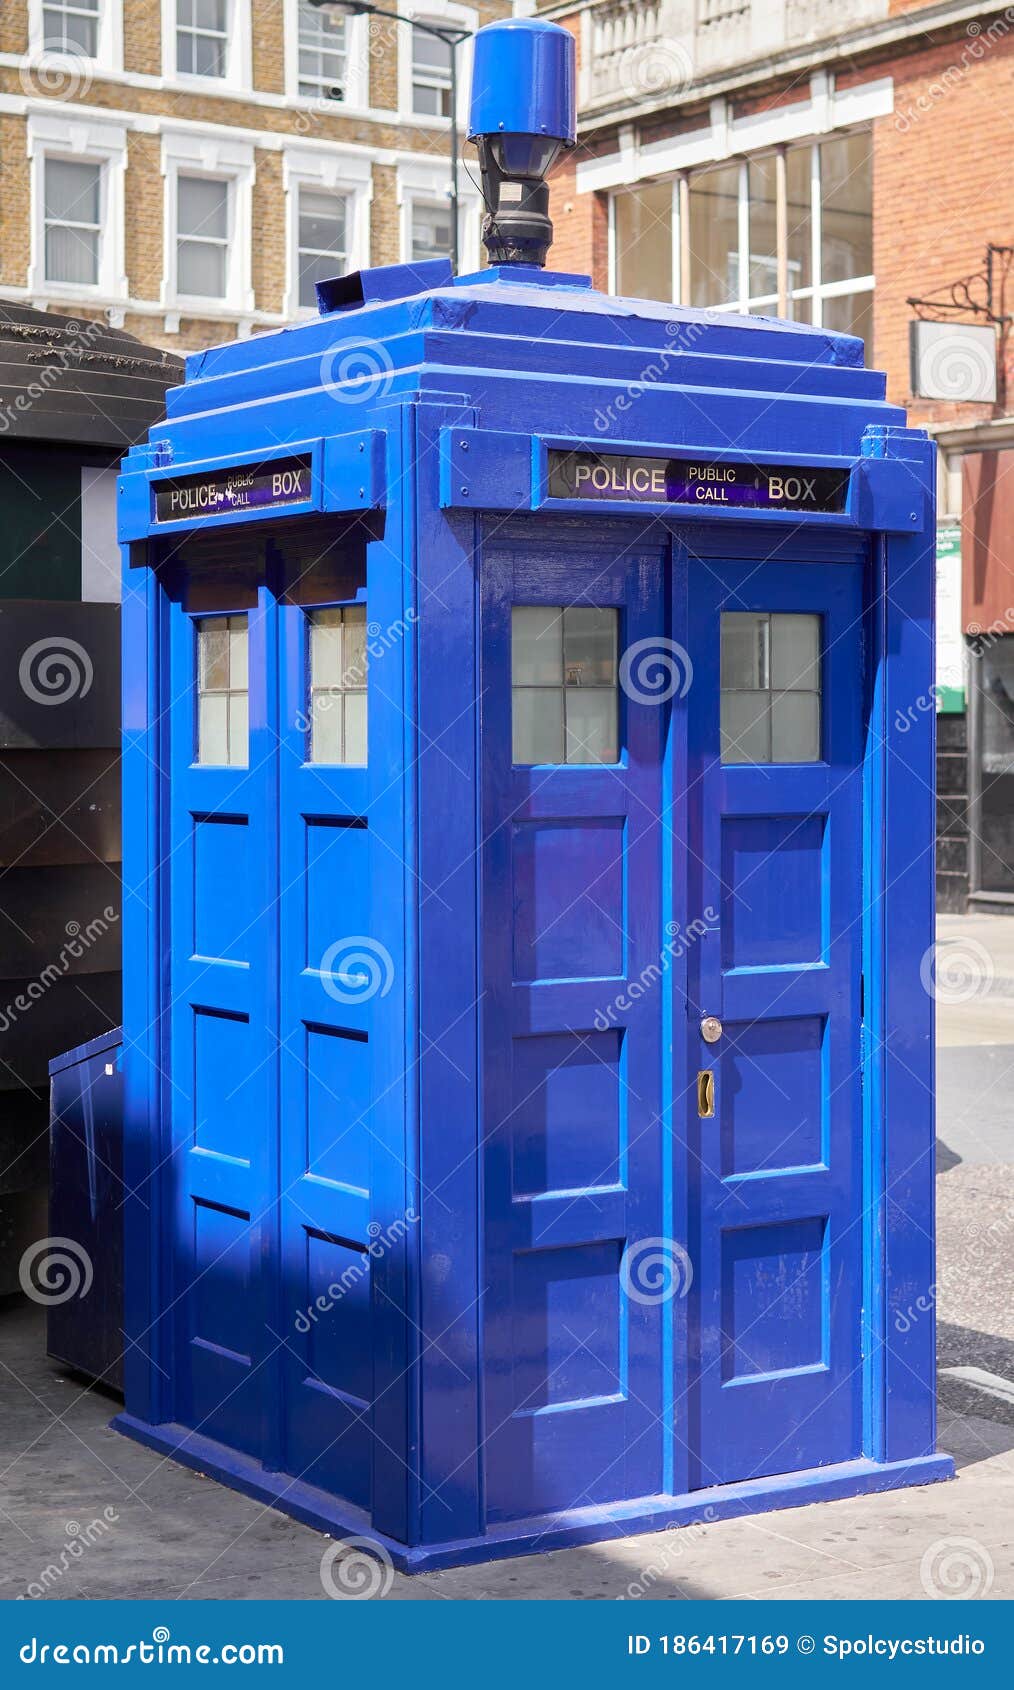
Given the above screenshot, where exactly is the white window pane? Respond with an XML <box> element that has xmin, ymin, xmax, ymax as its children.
<box><xmin>344</xmin><ymin>691</ymin><xmax>367</xmax><ymax>765</ymax></box>
<box><xmin>45</xmin><ymin>224</ymin><xmax>98</xmax><ymax>285</ymax></box>
<box><xmin>563</xmin><ymin>607</ymin><xmax>617</xmax><ymax>687</ymax></box>
<box><xmin>411</xmin><ymin>202</ymin><xmax>452</xmax><ymax>261</ymax></box>
<box><xmin>721</xmin><ymin>612</ymin><xmax>769</xmax><ymax>690</ymax></box>
<box><xmin>45</xmin><ymin>157</ymin><xmax>100</xmax><ymax>222</ymax></box>
<box><xmin>771</xmin><ymin>614</ymin><xmax>820</xmax><ymax>692</ymax></box>
<box><xmin>310</xmin><ymin>612</ymin><xmax>342</xmax><ymax>687</ymax></box>
<box><xmin>228</xmin><ymin>616</ymin><xmax>248</xmax><ymax>689</ymax></box>
<box><xmin>199</xmin><ymin>620</ymin><xmax>230</xmax><ymax>689</ymax></box>
<box><xmin>342</xmin><ymin>606</ymin><xmax>367</xmax><ymax>687</ymax></box>
<box><xmin>228</xmin><ymin>690</ymin><xmax>249</xmax><ymax>766</ymax></box>
<box><xmin>566</xmin><ymin>690</ymin><xmax>617</xmax><ymax>764</ymax></box>
<box><xmin>178</xmin><ymin>176</ymin><xmax>228</xmax><ymax>238</ymax></box>
<box><xmin>771</xmin><ymin>691</ymin><xmax>820</xmax><ymax>763</ymax></box>
<box><xmin>513</xmin><ymin>688</ymin><xmax>564</xmax><ymax>764</ymax></box>
<box><xmin>43</xmin><ymin>2</ymin><xmax>98</xmax><ymax>55</ymax></box>
<box><xmin>721</xmin><ymin>691</ymin><xmax>771</xmax><ymax>764</ymax></box>
<box><xmin>178</xmin><ymin>238</ymin><xmax>226</xmax><ymax>297</ymax></box>
<box><xmin>512</xmin><ymin>606</ymin><xmax>563</xmax><ymax>686</ymax></box>
<box><xmin>310</xmin><ymin>693</ymin><xmax>341</xmax><ymax>764</ymax></box>
<box><xmin>198</xmin><ymin>693</ymin><xmax>229</xmax><ymax>764</ymax></box>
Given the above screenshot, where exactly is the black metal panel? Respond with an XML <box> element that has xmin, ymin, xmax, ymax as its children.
<box><xmin>0</xmin><ymin>749</ymin><xmax>120</xmax><ymax>866</ymax></box>
<box><xmin>0</xmin><ymin>970</ymin><xmax>120</xmax><ymax>1091</ymax></box>
<box><xmin>0</xmin><ymin>305</ymin><xmax>182</xmax><ymax>448</ymax></box>
<box><xmin>0</xmin><ymin>601</ymin><xmax>120</xmax><ymax>749</ymax></box>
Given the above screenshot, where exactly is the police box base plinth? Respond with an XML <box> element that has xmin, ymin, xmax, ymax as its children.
<box><xmin>111</xmin><ymin>1413</ymin><xmax>954</xmax><ymax>1575</ymax></box>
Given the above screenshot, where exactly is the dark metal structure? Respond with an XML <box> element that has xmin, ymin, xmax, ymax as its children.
<box><xmin>0</xmin><ymin>303</ymin><xmax>180</xmax><ymax>1295</ymax></box>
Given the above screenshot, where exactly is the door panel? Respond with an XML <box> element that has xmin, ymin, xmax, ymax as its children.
<box><xmin>687</xmin><ymin>559</ymin><xmax>865</xmax><ymax>1488</ymax></box>
<box><xmin>480</xmin><ymin>534</ymin><xmax>668</xmax><ymax>1522</ymax></box>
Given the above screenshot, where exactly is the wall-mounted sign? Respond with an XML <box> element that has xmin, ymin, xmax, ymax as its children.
<box><xmin>153</xmin><ymin>455</ymin><xmax>313</xmax><ymax>523</ymax></box>
<box><xmin>547</xmin><ymin>450</ymin><xmax>848</xmax><ymax>512</ymax></box>
<box><xmin>909</xmin><ymin>319</ymin><xmax>997</xmax><ymax>403</ymax></box>
<box><xmin>935</xmin><ymin>523</ymin><xmax>965</xmax><ymax>713</ymax></box>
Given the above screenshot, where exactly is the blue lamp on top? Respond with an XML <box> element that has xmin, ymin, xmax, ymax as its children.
<box><xmin>468</xmin><ymin>18</ymin><xmax>576</xmax><ymax>268</ymax></box>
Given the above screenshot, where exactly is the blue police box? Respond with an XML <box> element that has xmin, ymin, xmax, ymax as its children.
<box><xmin>113</xmin><ymin>18</ymin><xmax>953</xmax><ymax>1570</ymax></box>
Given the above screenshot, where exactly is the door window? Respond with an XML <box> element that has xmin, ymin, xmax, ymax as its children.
<box><xmin>196</xmin><ymin>614</ymin><xmax>248</xmax><ymax>766</ymax></box>
<box><xmin>720</xmin><ymin>611</ymin><xmax>821</xmax><ymax>764</ymax></box>
<box><xmin>307</xmin><ymin>604</ymin><xmax>367</xmax><ymax>765</ymax></box>
<box><xmin>511</xmin><ymin>606</ymin><xmax>618</xmax><ymax>765</ymax></box>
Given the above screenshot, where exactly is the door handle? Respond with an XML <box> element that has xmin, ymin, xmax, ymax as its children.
<box><xmin>700</xmin><ymin>1015</ymin><xmax>723</xmax><ymax>1043</ymax></box>
<box><xmin>697</xmin><ymin>1069</ymin><xmax>715</xmax><ymax>1118</ymax></box>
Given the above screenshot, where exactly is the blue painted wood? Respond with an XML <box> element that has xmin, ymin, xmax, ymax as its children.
<box><xmin>115</xmin><ymin>259</ymin><xmax>952</xmax><ymax>1567</ymax></box>
<box><xmin>686</xmin><ymin>556</ymin><xmax>865</xmax><ymax>1487</ymax></box>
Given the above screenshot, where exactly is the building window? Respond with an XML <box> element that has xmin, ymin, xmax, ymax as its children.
<box><xmin>410</xmin><ymin>199</ymin><xmax>452</xmax><ymax>262</ymax></box>
<box><xmin>612</xmin><ymin>131</ymin><xmax>873</xmax><ymax>345</ymax></box>
<box><xmin>42</xmin><ymin>0</ymin><xmax>99</xmax><ymax>55</ymax></box>
<box><xmin>177</xmin><ymin>175</ymin><xmax>230</xmax><ymax>298</ymax></box>
<box><xmin>720</xmin><ymin>612</ymin><xmax>821</xmax><ymax>765</ymax></box>
<box><xmin>297</xmin><ymin>0</ymin><xmax>346</xmax><ymax>100</ymax></box>
<box><xmin>411</xmin><ymin>23</ymin><xmax>453</xmax><ymax>117</ymax></box>
<box><xmin>44</xmin><ymin>157</ymin><xmax>102</xmax><ymax>286</ymax></box>
<box><xmin>307</xmin><ymin>605</ymin><xmax>367</xmax><ymax>765</ymax></box>
<box><xmin>512</xmin><ymin>606</ymin><xmax>619</xmax><ymax>765</ymax></box>
<box><xmin>197</xmin><ymin>615</ymin><xmax>248</xmax><ymax>767</ymax></box>
<box><xmin>176</xmin><ymin>0</ymin><xmax>229</xmax><ymax>78</ymax></box>
<box><xmin>298</xmin><ymin>188</ymin><xmax>347</xmax><ymax>308</ymax></box>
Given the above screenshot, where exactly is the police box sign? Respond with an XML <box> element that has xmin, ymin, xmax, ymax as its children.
<box><xmin>153</xmin><ymin>455</ymin><xmax>313</xmax><ymax>523</ymax></box>
<box><xmin>547</xmin><ymin>451</ymin><xmax>848</xmax><ymax>513</ymax></box>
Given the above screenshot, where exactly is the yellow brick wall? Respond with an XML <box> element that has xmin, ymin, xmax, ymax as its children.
<box><xmin>0</xmin><ymin>2</ymin><xmax>27</xmax><ymax>57</ymax></box>
<box><xmin>251</xmin><ymin>0</ymin><xmax>285</xmax><ymax>97</ymax></box>
<box><xmin>252</xmin><ymin>148</ymin><xmax>286</xmax><ymax>314</ymax></box>
<box><xmin>0</xmin><ymin>115</ymin><xmax>30</xmax><ymax>289</ymax></box>
<box><xmin>124</xmin><ymin>132</ymin><xmax>164</xmax><ymax>301</ymax></box>
<box><xmin>370</xmin><ymin>163</ymin><xmax>400</xmax><ymax>267</ymax></box>
<box><xmin>123</xmin><ymin>0</ymin><xmax>161</xmax><ymax>77</ymax></box>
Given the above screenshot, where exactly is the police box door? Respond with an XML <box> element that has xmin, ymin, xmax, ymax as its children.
<box><xmin>685</xmin><ymin>548</ymin><xmax>866</xmax><ymax>1489</ymax></box>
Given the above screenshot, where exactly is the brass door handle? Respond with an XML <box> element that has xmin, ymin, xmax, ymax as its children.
<box><xmin>697</xmin><ymin>1069</ymin><xmax>715</xmax><ymax>1118</ymax></box>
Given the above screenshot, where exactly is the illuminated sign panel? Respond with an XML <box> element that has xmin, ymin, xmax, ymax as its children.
<box><xmin>547</xmin><ymin>451</ymin><xmax>848</xmax><ymax>513</ymax></box>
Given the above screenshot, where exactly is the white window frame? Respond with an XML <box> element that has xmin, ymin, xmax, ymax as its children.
<box><xmin>162</xmin><ymin>0</ymin><xmax>252</xmax><ymax>92</ymax></box>
<box><xmin>282</xmin><ymin>146</ymin><xmax>372</xmax><ymax>318</ymax></box>
<box><xmin>27</xmin><ymin>0</ymin><xmax>123</xmax><ymax>72</ymax></box>
<box><xmin>161</xmin><ymin>130</ymin><xmax>255</xmax><ymax>318</ymax></box>
<box><xmin>283</xmin><ymin>0</ymin><xmax>370</xmax><ymax>112</ymax></box>
<box><xmin>26</xmin><ymin>110</ymin><xmax>127</xmax><ymax>306</ymax></box>
<box><xmin>397</xmin><ymin>154</ymin><xmax>480</xmax><ymax>273</ymax></box>
<box><xmin>608</xmin><ymin>128</ymin><xmax>874</xmax><ymax>330</ymax></box>
<box><xmin>396</xmin><ymin>0</ymin><xmax>474</xmax><ymax>126</ymax></box>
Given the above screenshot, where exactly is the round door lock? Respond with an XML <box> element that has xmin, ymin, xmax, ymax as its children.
<box><xmin>700</xmin><ymin>1016</ymin><xmax>723</xmax><ymax>1044</ymax></box>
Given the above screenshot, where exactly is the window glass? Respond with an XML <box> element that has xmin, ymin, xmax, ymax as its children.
<box><xmin>177</xmin><ymin>175</ymin><xmax>229</xmax><ymax>298</ymax></box>
<box><xmin>822</xmin><ymin>288</ymin><xmax>873</xmax><ymax>360</ymax></box>
<box><xmin>410</xmin><ymin>200</ymin><xmax>452</xmax><ymax>262</ymax></box>
<box><xmin>43</xmin><ymin>0</ymin><xmax>99</xmax><ymax>56</ymax></box>
<box><xmin>298</xmin><ymin>189</ymin><xmax>347</xmax><ymax>307</ymax></box>
<box><xmin>688</xmin><ymin>163</ymin><xmax>740</xmax><ymax>308</ymax></box>
<box><xmin>976</xmin><ymin>636</ymin><xmax>1014</xmax><ymax>892</ymax></box>
<box><xmin>785</xmin><ymin>143</ymin><xmax>813</xmax><ymax>299</ymax></box>
<box><xmin>747</xmin><ymin>153</ymin><xmax>778</xmax><ymax>302</ymax></box>
<box><xmin>44</xmin><ymin>157</ymin><xmax>101</xmax><ymax>285</ymax></box>
<box><xmin>308</xmin><ymin>604</ymin><xmax>368</xmax><ymax>765</ymax></box>
<box><xmin>297</xmin><ymin>0</ymin><xmax>346</xmax><ymax>99</ymax></box>
<box><xmin>614</xmin><ymin>182</ymin><xmax>672</xmax><ymax>304</ymax></box>
<box><xmin>197</xmin><ymin>614</ymin><xmax>248</xmax><ymax>766</ymax></box>
<box><xmin>412</xmin><ymin>24</ymin><xmax>453</xmax><ymax>117</ymax></box>
<box><xmin>720</xmin><ymin>612</ymin><xmax>821</xmax><ymax>764</ymax></box>
<box><xmin>512</xmin><ymin>606</ymin><xmax>618</xmax><ymax>765</ymax></box>
<box><xmin>820</xmin><ymin>132</ymin><xmax>872</xmax><ymax>284</ymax></box>
<box><xmin>177</xmin><ymin>0</ymin><xmax>229</xmax><ymax>78</ymax></box>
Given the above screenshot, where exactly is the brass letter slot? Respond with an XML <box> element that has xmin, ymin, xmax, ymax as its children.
<box><xmin>697</xmin><ymin>1070</ymin><xmax>715</xmax><ymax>1118</ymax></box>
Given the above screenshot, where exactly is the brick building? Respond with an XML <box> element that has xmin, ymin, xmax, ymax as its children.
<box><xmin>540</xmin><ymin>0</ymin><xmax>1014</xmax><ymax>912</ymax></box>
<box><xmin>0</xmin><ymin>0</ymin><xmax>513</xmax><ymax>352</ymax></box>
